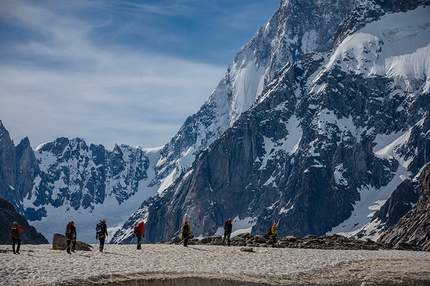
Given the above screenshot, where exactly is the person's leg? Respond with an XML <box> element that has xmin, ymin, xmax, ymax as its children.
<box><xmin>16</xmin><ymin>239</ymin><xmax>21</xmax><ymax>253</ymax></box>
<box><xmin>184</xmin><ymin>236</ymin><xmax>188</xmax><ymax>247</ymax></box>
<box><xmin>72</xmin><ymin>238</ymin><xmax>76</xmax><ymax>252</ymax></box>
<box><xmin>137</xmin><ymin>236</ymin><xmax>142</xmax><ymax>249</ymax></box>
<box><xmin>12</xmin><ymin>238</ymin><xmax>16</xmax><ymax>254</ymax></box>
<box><xmin>227</xmin><ymin>233</ymin><xmax>231</xmax><ymax>247</ymax></box>
<box><xmin>100</xmin><ymin>237</ymin><xmax>105</xmax><ymax>252</ymax></box>
<box><xmin>66</xmin><ymin>239</ymin><xmax>71</xmax><ymax>253</ymax></box>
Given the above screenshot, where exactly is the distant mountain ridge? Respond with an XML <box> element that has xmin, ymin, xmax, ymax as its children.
<box><xmin>0</xmin><ymin>122</ymin><xmax>159</xmax><ymax>242</ymax></box>
<box><xmin>1</xmin><ymin>0</ymin><xmax>429</xmax><ymax>245</ymax></box>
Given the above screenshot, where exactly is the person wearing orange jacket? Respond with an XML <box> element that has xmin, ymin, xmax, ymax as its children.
<box><xmin>10</xmin><ymin>222</ymin><xmax>24</xmax><ymax>254</ymax></box>
<box><xmin>133</xmin><ymin>221</ymin><xmax>145</xmax><ymax>249</ymax></box>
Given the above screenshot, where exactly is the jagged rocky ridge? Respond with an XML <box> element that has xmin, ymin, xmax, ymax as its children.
<box><xmin>0</xmin><ymin>197</ymin><xmax>48</xmax><ymax>244</ymax></box>
<box><xmin>112</xmin><ymin>0</ymin><xmax>430</xmax><ymax>244</ymax></box>
<box><xmin>150</xmin><ymin>0</ymin><xmax>362</xmax><ymax>196</ymax></box>
<box><xmin>378</xmin><ymin>163</ymin><xmax>430</xmax><ymax>251</ymax></box>
<box><xmin>0</xmin><ymin>120</ymin><xmax>156</xmax><ymax>242</ymax></box>
<box><xmin>111</xmin><ymin>0</ymin><xmax>363</xmax><ymax>243</ymax></box>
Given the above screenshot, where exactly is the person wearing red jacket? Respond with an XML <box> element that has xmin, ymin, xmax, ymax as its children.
<box><xmin>10</xmin><ymin>222</ymin><xmax>24</xmax><ymax>254</ymax></box>
<box><xmin>133</xmin><ymin>221</ymin><xmax>145</xmax><ymax>249</ymax></box>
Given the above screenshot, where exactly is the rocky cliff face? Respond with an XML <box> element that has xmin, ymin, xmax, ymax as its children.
<box><xmin>0</xmin><ymin>197</ymin><xmax>48</xmax><ymax>244</ymax></box>
<box><xmin>378</xmin><ymin>163</ymin><xmax>430</xmax><ymax>250</ymax></box>
<box><xmin>0</xmin><ymin>121</ymin><xmax>38</xmax><ymax>213</ymax></box>
<box><xmin>150</xmin><ymin>0</ymin><xmax>361</xmax><ymax>196</ymax></box>
<box><xmin>112</xmin><ymin>0</ymin><xmax>430</xmax><ymax>243</ymax></box>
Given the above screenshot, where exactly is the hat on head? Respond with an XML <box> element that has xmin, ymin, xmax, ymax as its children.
<box><xmin>184</xmin><ymin>220</ymin><xmax>188</xmax><ymax>224</ymax></box>
<box><xmin>228</xmin><ymin>218</ymin><xmax>233</xmax><ymax>222</ymax></box>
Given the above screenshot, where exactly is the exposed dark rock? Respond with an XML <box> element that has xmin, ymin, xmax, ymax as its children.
<box><xmin>378</xmin><ymin>163</ymin><xmax>430</xmax><ymax>251</ymax></box>
<box><xmin>165</xmin><ymin>232</ymin><xmax>400</xmax><ymax>251</ymax></box>
<box><xmin>52</xmin><ymin>233</ymin><xmax>93</xmax><ymax>251</ymax></box>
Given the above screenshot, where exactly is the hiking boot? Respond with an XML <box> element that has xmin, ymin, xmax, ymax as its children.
<box><xmin>71</xmin><ymin>249</ymin><xmax>75</xmax><ymax>253</ymax></box>
<box><xmin>67</xmin><ymin>250</ymin><xmax>71</xmax><ymax>254</ymax></box>
<box><xmin>16</xmin><ymin>251</ymin><xmax>20</xmax><ymax>254</ymax></box>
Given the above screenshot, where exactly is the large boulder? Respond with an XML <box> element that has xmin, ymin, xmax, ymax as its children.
<box><xmin>52</xmin><ymin>233</ymin><xmax>93</xmax><ymax>251</ymax></box>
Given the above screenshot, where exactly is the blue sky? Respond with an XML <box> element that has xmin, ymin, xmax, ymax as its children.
<box><xmin>0</xmin><ymin>0</ymin><xmax>279</xmax><ymax>150</ymax></box>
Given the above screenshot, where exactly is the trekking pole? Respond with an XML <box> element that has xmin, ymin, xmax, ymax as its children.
<box><xmin>178</xmin><ymin>234</ymin><xmax>192</xmax><ymax>245</ymax></box>
<box><xmin>142</xmin><ymin>237</ymin><xmax>153</xmax><ymax>244</ymax></box>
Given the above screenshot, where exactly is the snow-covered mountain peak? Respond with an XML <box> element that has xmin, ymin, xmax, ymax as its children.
<box><xmin>326</xmin><ymin>6</ymin><xmax>430</xmax><ymax>92</ymax></box>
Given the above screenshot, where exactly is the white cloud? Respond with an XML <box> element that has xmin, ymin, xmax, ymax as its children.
<box><xmin>0</xmin><ymin>0</ymin><xmax>226</xmax><ymax>149</ymax></box>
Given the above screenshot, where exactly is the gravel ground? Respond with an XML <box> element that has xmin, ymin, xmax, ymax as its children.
<box><xmin>1</xmin><ymin>244</ymin><xmax>429</xmax><ymax>285</ymax></box>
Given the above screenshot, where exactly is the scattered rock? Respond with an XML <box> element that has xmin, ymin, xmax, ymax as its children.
<box><xmin>240</xmin><ymin>247</ymin><xmax>254</xmax><ymax>252</ymax></box>
<box><xmin>52</xmin><ymin>233</ymin><xmax>93</xmax><ymax>251</ymax></box>
<box><xmin>166</xmin><ymin>232</ymin><xmax>395</xmax><ymax>250</ymax></box>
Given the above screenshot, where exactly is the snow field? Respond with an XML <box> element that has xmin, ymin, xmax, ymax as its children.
<box><xmin>1</xmin><ymin>244</ymin><xmax>430</xmax><ymax>285</ymax></box>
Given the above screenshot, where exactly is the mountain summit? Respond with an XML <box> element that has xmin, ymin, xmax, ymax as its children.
<box><xmin>111</xmin><ymin>0</ymin><xmax>430</xmax><ymax>243</ymax></box>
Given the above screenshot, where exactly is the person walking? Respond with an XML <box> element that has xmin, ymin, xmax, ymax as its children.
<box><xmin>222</xmin><ymin>218</ymin><xmax>233</xmax><ymax>246</ymax></box>
<box><xmin>269</xmin><ymin>222</ymin><xmax>278</xmax><ymax>247</ymax></box>
<box><xmin>96</xmin><ymin>219</ymin><xmax>108</xmax><ymax>252</ymax></box>
<box><xmin>65</xmin><ymin>221</ymin><xmax>77</xmax><ymax>254</ymax></box>
<box><xmin>10</xmin><ymin>222</ymin><xmax>24</xmax><ymax>254</ymax></box>
<box><xmin>133</xmin><ymin>221</ymin><xmax>145</xmax><ymax>249</ymax></box>
<box><xmin>180</xmin><ymin>220</ymin><xmax>192</xmax><ymax>247</ymax></box>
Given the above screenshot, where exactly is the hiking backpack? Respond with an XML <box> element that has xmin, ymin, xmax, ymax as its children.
<box><xmin>11</xmin><ymin>227</ymin><xmax>19</xmax><ymax>239</ymax></box>
<box><xmin>96</xmin><ymin>223</ymin><xmax>102</xmax><ymax>233</ymax></box>
<box><xmin>66</xmin><ymin>222</ymin><xmax>72</xmax><ymax>235</ymax></box>
<box><xmin>133</xmin><ymin>225</ymin><xmax>139</xmax><ymax>235</ymax></box>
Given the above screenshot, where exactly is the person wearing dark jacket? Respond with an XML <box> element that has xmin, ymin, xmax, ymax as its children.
<box><xmin>133</xmin><ymin>221</ymin><xmax>145</xmax><ymax>249</ymax></box>
<box><xmin>10</xmin><ymin>222</ymin><xmax>24</xmax><ymax>254</ymax></box>
<box><xmin>65</xmin><ymin>221</ymin><xmax>77</xmax><ymax>254</ymax></box>
<box><xmin>223</xmin><ymin>218</ymin><xmax>233</xmax><ymax>246</ymax></box>
<box><xmin>96</xmin><ymin>219</ymin><xmax>108</xmax><ymax>252</ymax></box>
<box><xmin>180</xmin><ymin>220</ymin><xmax>192</xmax><ymax>247</ymax></box>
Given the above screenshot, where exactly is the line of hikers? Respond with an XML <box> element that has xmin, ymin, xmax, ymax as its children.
<box><xmin>63</xmin><ymin>219</ymin><xmax>108</xmax><ymax>254</ymax></box>
<box><xmin>10</xmin><ymin>219</ymin><xmax>278</xmax><ymax>254</ymax></box>
<box><xmin>180</xmin><ymin>219</ymin><xmax>278</xmax><ymax>248</ymax></box>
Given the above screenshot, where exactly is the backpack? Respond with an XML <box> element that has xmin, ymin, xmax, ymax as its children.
<box><xmin>268</xmin><ymin>227</ymin><xmax>272</xmax><ymax>235</ymax></box>
<box><xmin>11</xmin><ymin>227</ymin><xmax>19</xmax><ymax>239</ymax></box>
<box><xmin>133</xmin><ymin>225</ymin><xmax>139</xmax><ymax>235</ymax></box>
<box><xmin>66</xmin><ymin>222</ymin><xmax>72</xmax><ymax>234</ymax></box>
<box><xmin>96</xmin><ymin>223</ymin><xmax>102</xmax><ymax>233</ymax></box>
<box><xmin>224</xmin><ymin>221</ymin><xmax>229</xmax><ymax>230</ymax></box>
<box><xmin>182</xmin><ymin>224</ymin><xmax>190</xmax><ymax>235</ymax></box>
